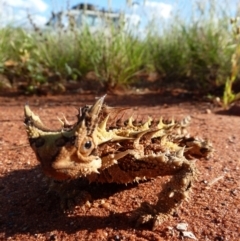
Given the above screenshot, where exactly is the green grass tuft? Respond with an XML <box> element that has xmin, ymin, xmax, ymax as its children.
<box><xmin>0</xmin><ymin>0</ymin><xmax>239</xmax><ymax>105</ymax></box>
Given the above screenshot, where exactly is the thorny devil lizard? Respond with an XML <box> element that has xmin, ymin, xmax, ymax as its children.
<box><xmin>24</xmin><ymin>95</ymin><xmax>213</xmax><ymax>230</ymax></box>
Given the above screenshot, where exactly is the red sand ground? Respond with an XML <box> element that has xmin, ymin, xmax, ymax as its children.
<box><xmin>0</xmin><ymin>93</ymin><xmax>239</xmax><ymax>241</ymax></box>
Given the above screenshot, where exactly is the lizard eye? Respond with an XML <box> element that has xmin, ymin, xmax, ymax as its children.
<box><xmin>79</xmin><ymin>137</ymin><xmax>94</xmax><ymax>155</ymax></box>
<box><xmin>84</xmin><ymin>141</ymin><xmax>92</xmax><ymax>149</ymax></box>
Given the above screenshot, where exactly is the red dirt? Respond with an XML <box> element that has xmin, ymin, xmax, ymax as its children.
<box><xmin>0</xmin><ymin>93</ymin><xmax>239</xmax><ymax>241</ymax></box>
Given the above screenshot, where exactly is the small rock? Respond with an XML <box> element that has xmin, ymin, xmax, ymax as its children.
<box><xmin>182</xmin><ymin>231</ymin><xmax>197</xmax><ymax>240</ymax></box>
<box><xmin>176</xmin><ymin>222</ymin><xmax>188</xmax><ymax>231</ymax></box>
<box><xmin>206</xmin><ymin>109</ymin><xmax>212</xmax><ymax>114</ymax></box>
<box><xmin>100</xmin><ymin>201</ymin><xmax>110</xmax><ymax>210</ymax></box>
<box><xmin>228</xmin><ymin>136</ymin><xmax>235</xmax><ymax>143</ymax></box>
<box><xmin>114</xmin><ymin>235</ymin><xmax>121</xmax><ymax>241</ymax></box>
<box><xmin>85</xmin><ymin>201</ymin><xmax>91</xmax><ymax>208</ymax></box>
<box><xmin>213</xmin><ymin>97</ymin><xmax>222</xmax><ymax>107</ymax></box>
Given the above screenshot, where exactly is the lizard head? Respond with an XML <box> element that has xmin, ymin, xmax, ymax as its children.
<box><xmin>24</xmin><ymin>96</ymin><xmax>106</xmax><ymax>180</ymax></box>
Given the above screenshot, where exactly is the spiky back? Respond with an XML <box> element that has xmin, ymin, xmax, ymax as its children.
<box><xmin>24</xmin><ymin>96</ymin><xmax>212</xmax><ymax>181</ymax></box>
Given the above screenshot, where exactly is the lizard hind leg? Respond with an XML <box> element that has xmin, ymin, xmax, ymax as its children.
<box><xmin>153</xmin><ymin>160</ymin><xmax>195</xmax><ymax>228</ymax></box>
<box><xmin>135</xmin><ymin>158</ymin><xmax>196</xmax><ymax>230</ymax></box>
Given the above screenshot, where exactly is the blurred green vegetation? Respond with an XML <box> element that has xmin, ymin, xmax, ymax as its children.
<box><xmin>0</xmin><ymin>1</ymin><xmax>239</xmax><ymax>107</ymax></box>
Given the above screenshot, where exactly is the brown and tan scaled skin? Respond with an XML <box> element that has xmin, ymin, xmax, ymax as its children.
<box><xmin>24</xmin><ymin>95</ymin><xmax>213</xmax><ymax>229</ymax></box>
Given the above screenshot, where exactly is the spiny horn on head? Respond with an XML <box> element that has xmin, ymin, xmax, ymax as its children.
<box><xmin>81</xmin><ymin>95</ymin><xmax>106</xmax><ymax>134</ymax></box>
<box><xmin>24</xmin><ymin>105</ymin><xmax>47</xmax><ymax>131</ymax></box>
<box><xmin>89</xmin><ymin>95</ymin><xmax>106</xmax><ymax>117</ymax></box>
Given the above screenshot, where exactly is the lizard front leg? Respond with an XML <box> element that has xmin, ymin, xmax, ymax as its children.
<box><xmin>47</xmin><ymin>178</ymin><xmax>92</xmax><ymax>211</ymax></box>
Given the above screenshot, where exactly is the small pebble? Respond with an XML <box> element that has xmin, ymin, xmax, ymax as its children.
<box><xmin>182</xmin><ymin>231</ymin><xmax>197</xmax><ymax>240</ymax></box>
<box><xmin>206</xmin><ymin>109</ymin><xmax>212</xmax><ymax>114</ymax></box>
<box><xmin>85</xmin><ymin>201</ymin><xmax>91</xmax><ymax>208</ymax></box>
<box><xmin>176</xmin><ymin>222</ymin><xmax>188</xmax><ymax>231</ymax></box>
